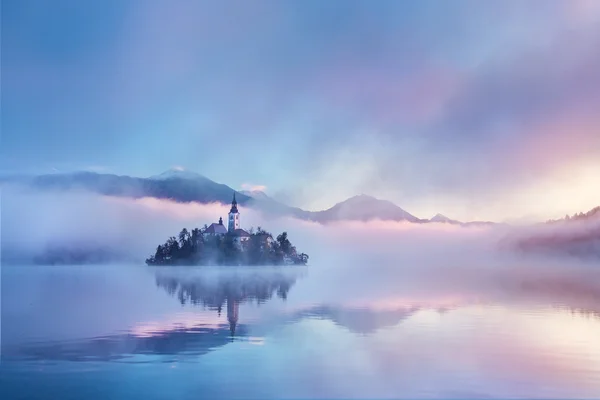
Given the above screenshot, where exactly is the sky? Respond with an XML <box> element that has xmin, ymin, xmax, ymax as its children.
<box><xmin>2</xmin><ymin>0</ymin><xmax>600</xmax><ymax>221</ymax></box>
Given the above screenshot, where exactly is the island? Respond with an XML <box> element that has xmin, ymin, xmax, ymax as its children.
<box><xmin>146</xmin><ymin>193</ymin><xmax>309</xmax><ymax>266</ymax></box>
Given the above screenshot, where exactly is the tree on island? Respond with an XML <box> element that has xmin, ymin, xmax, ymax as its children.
<box><xmin>146</xmin><ymin>227</ymin><xmax>309</xmax><ymax>266</ymax></box>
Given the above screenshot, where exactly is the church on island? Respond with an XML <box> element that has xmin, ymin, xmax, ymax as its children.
<box><xmin>204</xmin><ymin>193</ymin><xmax>251</xmax><ymax>246</ymax></box>
<box><xmin>145</xmin><ymin>191</ymin><xmax>307</xmax><ymax>266</ymax></box>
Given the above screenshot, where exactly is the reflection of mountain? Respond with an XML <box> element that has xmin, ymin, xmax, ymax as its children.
<box><xmin>155</xmin><ymin>268</ymin><xmax>303</xmax><ymax>336</ymax></box>
<box><xmin>156</xmin><ymin>269</ymin><xmax>433</xmax><ymax>335</ymax></box>
<box><xmin>153</xmin><ymin>269</ymin><xmax>428</xmax><ymax>335</ymax></box>
<box><xmin>298</xmin><ymin>305</ymin><xmax>421</xmax><ymax>334</ymax></box>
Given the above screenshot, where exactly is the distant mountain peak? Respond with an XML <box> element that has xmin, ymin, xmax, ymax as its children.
<box><xmin>431</xmin><ymin>213</ymin><xmax>452</xmax><ymax>222</ymax></box>
<box><xmin>316</xmin><ymin>194</ymin><xmax>420</xmax><ymax>223</ymax></box>
<box><xmin>149</xmin><ymin>168</ymin><xmax>207</xmax><ymax>181</ymax></box>
<box><xmin>341</xmin><ymin>194</ymin><xmax>383</xmax><ymax>204</ymax></box>
<box><xmin>429</xmin><ymin>213</ymin><xmax>465</xmax><ymax>225</ymax></box>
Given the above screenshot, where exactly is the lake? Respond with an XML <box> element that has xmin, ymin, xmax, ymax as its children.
<box><xmin>1</xmin><ymin>262</ymin><xmax>600</xmax><ymax>399</ymax></box>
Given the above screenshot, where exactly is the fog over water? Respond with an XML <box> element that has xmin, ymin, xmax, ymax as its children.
<box><xmin>1</xmin><ymin>187</ymin><xmax>600</xmax><ymax>399</ymax></box>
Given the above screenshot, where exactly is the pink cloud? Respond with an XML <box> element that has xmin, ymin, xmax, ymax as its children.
<box><xmin>516</xmin><ymin>110</ymin><xmax>600</xmax><ymax>176</ymax></box>
<box><xmin>241</xmin><ymin>183</ymin><xmax>267</xmax><ymax>192</ymax></box>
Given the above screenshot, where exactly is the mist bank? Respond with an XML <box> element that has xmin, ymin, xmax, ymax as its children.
<box><xmin>501</xmin><ymin>210</ymin><xmax>600</xmax><ymax>261</ymax></box>
<box><xmin>1</xmin><ymin>186</ymin><xmax>597</xmax><ymax>265</ymax></box>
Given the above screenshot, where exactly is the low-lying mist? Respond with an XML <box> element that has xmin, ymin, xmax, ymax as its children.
<box><xmin>1</xmin><ymin>185</ymin><xmax>598</xmax><ymax>270</ymax></box>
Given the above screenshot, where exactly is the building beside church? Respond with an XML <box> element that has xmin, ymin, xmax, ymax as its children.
<box><xmin>204</xmin><ymin>192</ymin><xmax>250</xmax><ymax>246</ymax></box>
<box><xmin>204</xmin><ymin>217</ymin><xmax>227</xmax><ymax>235</ymax></box>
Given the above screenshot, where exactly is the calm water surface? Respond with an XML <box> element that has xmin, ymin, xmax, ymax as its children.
<box><xmin>1</xmin><ymin>263</ymin><xmax>600</xmax><ymax>399</ymax></box>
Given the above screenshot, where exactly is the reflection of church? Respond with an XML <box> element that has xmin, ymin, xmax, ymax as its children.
<box><xmin>215</xmin><ymin>296</ymin><xmax>240</xmax><ymax>337</ymax></box>
<box><xmin>227</xmin><ymin>299</ymin><xmax>239</xmax><ymax>337</ymax></box>
<box><xmin>155</xmin><ymin>270</ymin><xmax>301</xmax><ymax>338</ymax></box>
<box><xmin>203</xmin><ymin>193</ymin><xmax>251</xmax><ymax>246</ymax></box>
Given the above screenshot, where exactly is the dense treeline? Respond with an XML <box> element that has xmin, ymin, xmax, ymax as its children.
<box><xmin>547</xmin><ymin>206</ymin><xmax>600</xmax><ymax>223</ymax></box>
<box><xmin>145</xmin><ymin>227</ymin><xmax>309</xmax><ymax>266</ymax></box>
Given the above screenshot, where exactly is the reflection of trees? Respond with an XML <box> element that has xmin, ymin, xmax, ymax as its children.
<box><xmin>155</xmin><ymin>269</ymin><xmax>303</xmax><ymax>336</ymax></box>
<box><xmin>155</xmin><ymin>270</ymin><xmax>300</xmax><ymax>309</ymax></box>
<box><xmin>494</xmin><ymin>273</ymin><xmax>600</xmax><ymax>319</ymax></box>
<box><xmin>559</xmin><ymin>307</ymin><xmax>600</xmax><ymax>321</ymax></box>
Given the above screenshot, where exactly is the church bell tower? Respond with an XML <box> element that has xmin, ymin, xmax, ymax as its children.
<box><xmin>228</xmin><ymin>192</ymin><xmax>240</xmax><ymax>232</ymax></box>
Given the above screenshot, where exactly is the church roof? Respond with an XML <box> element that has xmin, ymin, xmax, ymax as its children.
<box><xmin>231</xmin><ymin>228</ymin><xmax>250</xmax><ymax>237</ymax></box>
<box><xmin>205</xmin><ymin>223</ymin><xmax>227</xmax><ymax>234</ymax></box>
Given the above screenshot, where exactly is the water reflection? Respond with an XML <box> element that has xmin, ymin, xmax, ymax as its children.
<box><xmin>5</xmin><ymin>264</ymin><xmax>600</xmax><ymax>366</ymax></box>
<box><xmin>293</xmin><ymin>305</ymin><xmax>422</xmax><ymax>334</ymax></box>
<box><xmin>3</xmin><ymin>268</ymin><xmax>304</xmax><ymax>362</ymax></box>
<box><xmin>154</xmin><ymin>268</ymin><xmax>303</xmax><ymax>336</ymax></box>
<box><xmin>2</xmin><ymin>264</ymin><xmax>600</xmax><ymax>398</ymax></box>
<box><xmin>6</xmin><ymin>324</ymin><xmax>244</xmax><ymax>362</ymax></box>
<box><xmin>154</xmin><ymin>269</ymin><xmax>459</xmax><ymax>335</ymax></box>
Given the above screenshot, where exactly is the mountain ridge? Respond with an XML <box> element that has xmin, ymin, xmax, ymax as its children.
<box><xmin>149</xmin><ymin>168</ymin><xmax>210</xmax><ymax>182</ymax></box>
<box><xmin>4</xmin><ymin>170</ymin><xmax>253</xmax><ymax>205</ymax></box>
<box><xmin>1</xmin><ymin>169</ymin><xmax>494</xmax><ymax>225</ymax></box>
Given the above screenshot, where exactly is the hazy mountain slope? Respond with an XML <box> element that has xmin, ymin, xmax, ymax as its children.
<box><xmin>427</xmin><ymin>213</ymin><xmax>497</xmax><ymax>226</ymax></box>
<box><xmin>149</xmin><ymin>168</ymin><xmax>209</xmax><ymax>181</ymax></box>
<box><xmin>6</xmin><ymin>170</ymin><xmax>252</xmax><ymax>205</ymax></box>
<box><xmin>241</xmin><ymin>190</ymin><xmax>310</xmax><ymax>219</ymax></box>
<box><xmin>509</xmin><ymin>206</ymin><xmax>600</xmax><ymax>259</ymax></box>
<box><xmin>516</xmin><ymin>226</ymin><xmax>600</xmax><ymax>259</ymax></box>
<box><xmin>240</xmin><ymin>190</ymin><xmax>271</xmax><ymax>201</ymax></box>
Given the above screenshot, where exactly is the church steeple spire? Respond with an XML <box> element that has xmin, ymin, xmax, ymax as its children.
<box><xmin>230</xmin><ymin>192</ymin><xmax>238</xmax><ymax>213</ymax></box>
<box><xmin>228</xmin><ymin>191</ymin><xmax>240</xmax><ymax>232</ymax></box>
